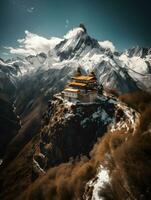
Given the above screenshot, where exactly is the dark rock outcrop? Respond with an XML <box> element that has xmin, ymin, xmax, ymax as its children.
<box><xmin>34</xmin><ymin>96</ymin><xmax>116</xmax><ymax>171</ymax></box>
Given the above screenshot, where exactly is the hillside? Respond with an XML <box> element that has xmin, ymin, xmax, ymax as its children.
<box><xmin>0</xmin><ymin>92</ymin><xmax>141</xmax><ymax>200</ymax></box>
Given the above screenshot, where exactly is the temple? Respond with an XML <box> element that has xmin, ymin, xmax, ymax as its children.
<box><xmin>62</xmin><ymin>72</ymin><xmax>98</xmax><ymax>103</ymax></box>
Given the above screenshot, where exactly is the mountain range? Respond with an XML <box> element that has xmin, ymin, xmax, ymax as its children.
<box><xmin>1</xmin><ymin>25</ymin><xmax>151</xmax><ymax>98</ymax></box>
<box><xmin>0</xmin><ymin>25</ymin><xmax>151</xmax><ymax>200</ymax></box>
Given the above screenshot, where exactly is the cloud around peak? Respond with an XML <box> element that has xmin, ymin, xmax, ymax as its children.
<box><xmin>99</xmin><ymin>40</ymin><xmax>116</xmax><ymax>53</ymax></box>
<box><xmin>6</xmin><ymin>30</ymin><xmax>62</xmax><ymax>57</ymax></box>
<box><xmin>64</xmin><ymin>27</ymin><xmax>85</xmax><ymax>39</ymax></box>
<box><xmin>5</xmin><ymin>27</ymin><xmax>116</xmax><ymax>57</ymax></box>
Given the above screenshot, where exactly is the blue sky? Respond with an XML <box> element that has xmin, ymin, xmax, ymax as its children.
<box><xmin>0</xmin><ymin>0</ymin><xmax>151</xmax><ymax>59</ymax></box>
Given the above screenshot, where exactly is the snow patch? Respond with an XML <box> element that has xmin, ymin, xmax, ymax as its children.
<box><xmin>0</xmin><ymin>159</ymin><xmax>3</xmax><ymax>166</ymax></box>
<box><xmin>33</xmin><ymin>158</ymin><xmax>45</xmax><ymax>174</ymax></box>
<box><xmin>89</xmin><ymin>165</ymin><xmax>110</xmax><ymax>200</ymax></box>
<box><xmin>64</xmin><ymin>113</ymin><xmax>74</xmax><ymax>119</ymax></box>
<box><xmin>111</xmin><ymin>103</ymin><xmax>139</xmax><ymax>134</ymax></box>
<box><xmin>64</xmin><ymin>100</ymin><xmax>74</xmax><ymax>108</ymax></box>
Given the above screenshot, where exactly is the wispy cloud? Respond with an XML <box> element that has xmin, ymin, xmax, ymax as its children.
<box><xmin>99</xmin><ymin>40</ymin><xmax>116</xmax><ymax>53</ymax></box>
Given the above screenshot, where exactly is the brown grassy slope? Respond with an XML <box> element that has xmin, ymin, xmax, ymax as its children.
<box><xmin>0</xmin><ymin>135</ymin><xmax>40</xmax><ymax>200</ymax></box>
<box><xmin>119</xmin><ymin>91</ymin><xmax>151</xmax><ymax>130</ymax></box>
<box><xmin>0</xmin><ymin>97</ymin><xmax>47</xmax><ymax>200</ymax></box>
<box><xmin>2</xmin><ymin>96</ymin><xmax>47</xmax><ymax>167</ymax></box>
<box><xmin>98</xmin><ymin>91</ymin><xmax>151</xmax><ymax>200</ymax></box>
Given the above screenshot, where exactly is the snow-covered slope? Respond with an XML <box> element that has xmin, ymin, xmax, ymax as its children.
<box><xmin>0</xmin><ymin>59</ymin><xmax>21</xmax><ymax>100</ymax></box>
<box><xmin>119</xmin><ymin>49</ymin><xmax>151</xmax><ymax>91</ymax></box>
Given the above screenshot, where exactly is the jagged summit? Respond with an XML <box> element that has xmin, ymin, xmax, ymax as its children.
<box><xmin>55</xmin><ymin>25</ymin><xmax>101</xmax><ymax>61</ymax></box>
<box><xmin>79</xmin><ymin>23</ymin><xmax>87</xmax><ymax>33</ymax></box>
<box><xmin>125</xmin><ymin>46</ymin><xmax>151</xmax><ymax>58</ymax></box>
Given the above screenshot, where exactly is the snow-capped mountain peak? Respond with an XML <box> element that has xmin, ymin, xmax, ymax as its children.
<box><xmin>1</xmin><ymin>25</ymin><xmax>151</xmax><ymax>98</ymax></box>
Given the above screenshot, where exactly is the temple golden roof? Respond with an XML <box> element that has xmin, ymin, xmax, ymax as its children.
<box><xmin>68</xmin><ymin>82</ymin><xmax>87</xmax><ymax>87</ymax></box>
<box><xmin>72</xmin><ymin>75</ymin><xmax>95</xmax><ymax>81</ymax></box>
<box><xmin>64</xmin><ymin>88</ymin><xmax>80</xmax><ymax>93</ymax></box>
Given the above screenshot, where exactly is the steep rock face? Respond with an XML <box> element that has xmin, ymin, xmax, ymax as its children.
<box><xmin>0</xmin><ymin>59</ymin><xmax>20</xmax><ymax>100</ymax></box>
<box><xmin>32</xmin><ymin>96</ymin><xmax>116</xmax><ymax>175</ymax></box>
<box><xmin>93</xmin><ymin>60</ymin><xmax>138</xmax><ymax>94</ymax></box>
<box><xmin>55</xmin><ymin>26</ymin><xmax>102</xmax><ymax>61</ymax></box>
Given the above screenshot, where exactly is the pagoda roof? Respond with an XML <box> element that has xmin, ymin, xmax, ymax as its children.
<box><xmin>72</xmin><ymin>75</ymin><xmax>95</xmax><ymax>81</ymax></box>
<box><xmin>68</xmin><ymin>82</ymin><xmax>87</xmax><ymax>87</ymax></box>
<box><xmin>64</xmin><ymin>88</ymin><xmax>80</xmax><ymax>93</ymax></box>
